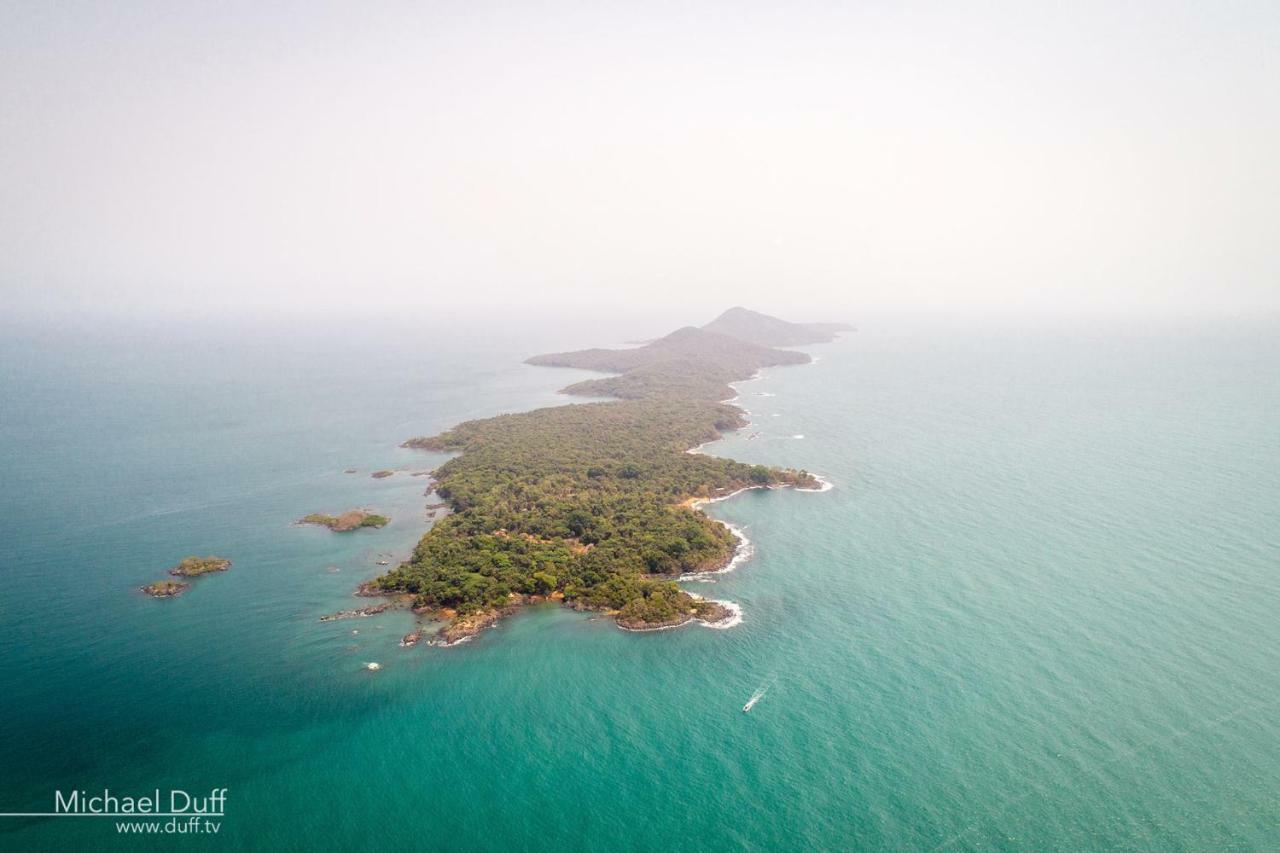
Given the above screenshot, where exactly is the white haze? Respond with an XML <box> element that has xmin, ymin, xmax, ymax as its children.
<box><xmin>1</xmin><ymin>0</ymin><xmax>1277</xmax><ymax>320</ymax></box>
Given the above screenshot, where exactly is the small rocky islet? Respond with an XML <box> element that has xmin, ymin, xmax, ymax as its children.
<box><xmin>319</xmin><ymin>602</ymin><xmax>393</xmax><ymax>622</ymax></box>
<box><xmin>141</xmin><ymin>579</ymin><xmax>190</xmax><ymax>598</ymax></box>
<box><xmin>140</xmin><ymin>556</ymin><xmax>231</xmax><ymax>597</ymax></box>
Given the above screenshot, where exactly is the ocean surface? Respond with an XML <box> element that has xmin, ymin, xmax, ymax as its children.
<box><xmin>0</xmin><ymin>312</ymin><xmax>1277</xmax><ymax>851</ymax></box>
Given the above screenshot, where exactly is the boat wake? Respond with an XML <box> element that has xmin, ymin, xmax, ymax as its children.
<box><xmin>743</xmin><ymin>685</ymin><xmax>768</xmax><ymax>712</ymax></box>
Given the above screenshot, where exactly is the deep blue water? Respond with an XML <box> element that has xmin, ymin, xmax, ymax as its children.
<box><xmin>0</xmin><ymin>313</ymin><xmax>1277</xmax><ymax>851</ymax></box>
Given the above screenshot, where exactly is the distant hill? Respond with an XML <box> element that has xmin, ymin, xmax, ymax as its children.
<box><xmin>702</xmin><ymin>306</ymin><xmax>854</xmax><ymax>347</ymax></box>
<box><xmin>526</xmin><ymin>325</ymin><xmax>810</xmax><ymax>401</ymax></box>
<box><xmin>526</xmin><ymin>311</ymin><xmax>854</xmax><ymax>401</ymax></box>
<box><xmin>528</xmin><ymin>326</ymin><xmax>809</xmax><ymax>373</ymax></box>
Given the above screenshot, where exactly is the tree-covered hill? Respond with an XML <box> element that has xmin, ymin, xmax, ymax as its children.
<box><xmin>528</xmin><ymin>326</ymin><xmax>808</xmax><ymax>377</ymax></box>
<box><xmin>526</xmin><ymin>325</ymin><xmax>810</xmax><ymax>402</ymax></box>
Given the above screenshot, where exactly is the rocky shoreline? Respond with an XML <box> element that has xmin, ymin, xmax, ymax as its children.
<box><xmin>326</xmin><ymin>584</ymin><xmax>740</xmax><ymax>647</ymax></box>
<box><xmin>615</xmin><ymin>598</ymin><xmax>733</xmax><ymax>631</ymax></box>
<box><xmin>391</xmin><ymin>588</ymin><xmax>737</xmax><ymax>646</ymax></box>
<box><xmin>430</xmin><ymin>607</ymin><xmax>511</xmax><ymax>646</ymax></box>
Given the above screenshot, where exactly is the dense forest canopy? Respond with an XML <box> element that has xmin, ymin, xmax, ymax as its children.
<box><xmin>373</xmin><ymin>309</ymin><xmax>844</xmax><ymax>636</ymax></box>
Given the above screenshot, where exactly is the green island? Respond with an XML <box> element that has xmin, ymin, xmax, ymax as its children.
<box><xmin>367</xmin><ymin>308</ymin><xmax>850</xmax><ymax>644</ymax></box>
<box><xmin>168</xmin><ymin>556</ymin><xmax>232</xmax><ymax>577</ymax></box>
<box><xmin>300</xmin><ymin>510</ymin><xmax>390</xmax><ymax>531</ymax></box>
<box><xmin>140</xmin><ymin>555</ymin><xmax>232</xmax><ymax>597</ymax></box>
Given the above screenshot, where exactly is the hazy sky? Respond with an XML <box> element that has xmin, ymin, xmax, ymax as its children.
<box><xmin>2</xmin><ymin>1</ymin><xmax>1277</xmax><ymax>317</ymax></box>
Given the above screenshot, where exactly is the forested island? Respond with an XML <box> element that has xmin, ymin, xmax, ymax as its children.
<box><xmin>369</xmin><ymin>308</ymin><xmax>850</xmax><ymax>644</ymax></box>
<box><xmin>169</xmin><ymin>556</ymin><xmax>231</xmax><ymax>577</ymax></box>
<box><xmin>300</xmin><ymin>510</ymin><xmax>390</xmax><ymax>531</ymax></box>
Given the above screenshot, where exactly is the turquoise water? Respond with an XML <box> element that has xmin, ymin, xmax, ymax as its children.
<box><xmin>1</xmin><ymin>314</ymin><xmax>1277</xmax><ymax>850</ymax></box>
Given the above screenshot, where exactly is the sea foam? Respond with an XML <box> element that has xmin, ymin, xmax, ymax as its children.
<box><xmin>696</xmin><ymin>596</ymin><xmax>743</xmax><ymax>630</ymax></box>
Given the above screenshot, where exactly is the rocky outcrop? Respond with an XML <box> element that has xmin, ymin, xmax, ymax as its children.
<box><xmin>433</xmin><ymin>608</ymin><xmax>509</xmax><ymax>646</ymax></box>
<box><xmin>319</xmin><ymin>603</ymin><xmax>391</xmax><ymax>622</ymax></box>
<box><xmin>142</xmin><ymin>580</ymin><xmax>190</xmax><ymax>597</ymax></box>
